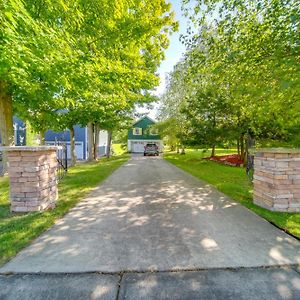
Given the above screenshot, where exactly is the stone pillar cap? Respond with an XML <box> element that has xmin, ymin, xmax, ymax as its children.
<box><xmin>0</xmin><ymin>146</ymin><xmax>62</xmax><ymax>152</ymax></box>
<box><xmin>254</xmin><ymin>148</ymin><xmax>300</xmax><ymax>154</ymax></box>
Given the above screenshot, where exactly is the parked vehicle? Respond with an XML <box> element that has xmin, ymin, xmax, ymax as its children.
<box><xmin>144</xmin><ymin>143</ymin><xmax>159</xmax><ymax>156</ymax></box>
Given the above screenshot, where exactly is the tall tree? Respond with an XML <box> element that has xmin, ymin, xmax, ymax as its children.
<box><xmin>160</xmin><ymin>0</ymin><xmax>299</xmax><ymax>158</ymax></box>
<box><xmin>1</xmin><ymin>0</ymin><xmax>177</xmax><ymax>167</ymax></box>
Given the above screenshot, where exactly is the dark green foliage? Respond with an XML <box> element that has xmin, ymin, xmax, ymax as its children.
<box><xmin>159</xmin><ymin>0</ymin><xmax>300</xmax><ymax>155</ymax></box>
<box><xmin>0</xmin><ymin>0</ymin><xmax>178</xmax><ymax>141</ymax></box>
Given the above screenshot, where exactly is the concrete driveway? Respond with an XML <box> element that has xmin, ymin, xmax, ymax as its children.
<box><xmin>1</xmin><ymin>155</ymin><xmax>300</xmax><ymax>299</ymax></box>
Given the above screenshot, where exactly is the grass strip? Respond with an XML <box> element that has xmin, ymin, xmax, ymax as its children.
<box><xmin>0</xmin><ymin>155</ymin><xmax>129</xmax><ymax>265</ymax></box>
<box><xmin>164</xmin><ymin>151</ymin><xmax>300</xmax><ymax>239</ymax></box>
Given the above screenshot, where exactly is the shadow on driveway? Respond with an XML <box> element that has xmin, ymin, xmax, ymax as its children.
<box><xmin>1</xmin><ymin>156</ymin><xmax>299</xmax><ymax>274</ymax></box>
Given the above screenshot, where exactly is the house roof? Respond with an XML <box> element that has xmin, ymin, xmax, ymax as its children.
<box><xmin>132</xmin><ymin>115</ymin><xmax>156</xmax><ymax>127</ymax></box>
<box><xmin>128</xmin><ymin>115</ymin><xmax>160</xmax><ymax>140</ymax></box>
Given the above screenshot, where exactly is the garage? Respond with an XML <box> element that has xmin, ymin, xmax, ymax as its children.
<box><xmin>132</xmin><ymin>141</ymin><xmax>146</xmax><ymax>153</ymax></box>
<box><xmin>127</xmin><ymin>116</ymin><xmax>163</xmax><ymax>153</ymax></box>
<box><xmin>46</xmin><ymin>141</ymin><xmax>84</xmax><ymax>160</ymax></box>
<box><xmin>66</xmin><ymin>142</ymin><xmax>84</xmax><ymax>160</ymax></box>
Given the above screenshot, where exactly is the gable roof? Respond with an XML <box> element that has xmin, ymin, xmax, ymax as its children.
<box><xmin>132</xmin><ymin>115</ymin><xmax>156</xmax><ymax>127</ymax></box>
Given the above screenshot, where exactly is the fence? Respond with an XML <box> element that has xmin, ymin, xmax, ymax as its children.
<box><xmin>54</xmin><ymin>140</ymin><xmax>68</xmax><ymax>181</ymax></box>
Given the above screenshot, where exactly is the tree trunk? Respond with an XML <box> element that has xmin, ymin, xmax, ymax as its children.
<box><xmin>244</xmin><ymin>131</ymin><xmax>255</xmax><ymax>167</ymax></box>
<box><xmin>237</xmin><ymin>138</ymin><xmax>240</xmax><ymax>156</ymax></box>
<box><xmin>70</xmin><ymin>126</ymin><xmax>76</xmax><ymax>166</ymax></box>
<box><xmin>211</xmin><ymin>144</ymin><xmax>216</xmax><ymax>157</ymax></box>
<box><xmin>87</xmin><ymin>122</ymin><xmax>95</xmax><ymax>161</ymax></box>
<box><xmin>106</xmin><ymin>130</ymin><xmax>112</xmax><ymax>158</ymax></box>
<box><xmin>0</xmin><ymin>82</ymin><xmax>14</xmax><ymax>174</ymax></box>
<box><xmin>244</xmin><ymin>137</ymin><xmax>249</xmax><ymax>167</ymax></box>
<box><xmin>211</xmin><ymin>112</ymin><xmax>216</xmax><ymax>158</ymax></box>
<box><xmin>39</xmin><ymin>129</ymin><xmax>46</xmax><ymax>145</ymax></box>
<box><xmin>94</xmin><ymin>123</ymin><xmax>100</xmax><ymax>160</ymax></box>
<box><xmin>180</xmin><ymin>145</ymin><xmax>186</xmax><ymax>155</ymax></box>
<box><xmin>240</xmin><ymin>134</ymin><xmax>245</xmax><ymax>162</ymax></box>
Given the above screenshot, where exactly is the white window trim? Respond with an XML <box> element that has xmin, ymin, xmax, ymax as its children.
<box><xmin>133</xmin><ymin>127</ymin><xmax>142</xmax><ymax>135</ymax></box>
<box><xmin>149</xmin><ymin>128</ymin><xmax>158</xmax><ymax>135</ymax></box>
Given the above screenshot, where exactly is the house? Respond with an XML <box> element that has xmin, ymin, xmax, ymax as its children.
<box><xmin>45</xmin><ymin>127</ymin><xmax>108</xmax><ymax>160</ymax></box>
<box><xmin>45</xmin><ymin>126</ymin><xmax>87</xmax><ymax>160</ymax></box>
<box><xmin>0</xmin><ymin>117</ymin><xmax>109</xmax><ymax>160</ymax></box>
<box><xmin>0</xmin><ymin>117</ymin><xmax>26</xmax><ymax>146</ymax></box>
<box><xmin>127</xmin><ymin>116</ymin><xmax>163</xmax><ymax>153</ymax></box>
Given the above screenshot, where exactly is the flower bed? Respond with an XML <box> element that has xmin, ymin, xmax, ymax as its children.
<box><xmin>205</xmin><ymin>154</ymin><xmax>244</xmax><ymax>167</ymax></box>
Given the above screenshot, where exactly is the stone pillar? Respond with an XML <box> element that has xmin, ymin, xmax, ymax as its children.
<box><xmin>253</xmin><ymin>148</ymin><xmax>300</xmax><ymax>212</ymax></box>
<box><xmin>0</xmin><ymin>146</ymin><xmax>59</xmax><ymax>212</ymax></box>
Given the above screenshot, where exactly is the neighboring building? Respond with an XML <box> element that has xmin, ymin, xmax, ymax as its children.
<box><xmin>45</xmin><ymin>126</ymin><xmax>87</xmax><ymax>160</ymax></box>
<box><xmin>45</xmin><ymin>127</ymin><xmax>108</xmax><ymax>160</ymax></box>
<box><xmin>127</xmin><ymin>116</ymin><xmax>163</xmax><ymax>153</ymax></box>
<box><xmin>0</xmin><ymin>117</ymin><xmax>26</xmax><ymax>146</ymax></box>
<box><xmin>0</xmin><ymin>117</ymin><xmax>108</xmax><ymax>160</ymax></box>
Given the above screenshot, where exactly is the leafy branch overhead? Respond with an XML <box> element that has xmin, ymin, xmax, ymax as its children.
<box><xmin>159</xmin><ymin>0</ymin><xmax>299</xmax><ymax>157</ymax></box>
<box><xmin>0</xmin><ymin>0</ymin><xmax>178</xmax><ymax>147</ymax></box>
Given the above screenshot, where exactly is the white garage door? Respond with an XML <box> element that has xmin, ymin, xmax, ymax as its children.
<box><xmin>46</xmin><ymin>142</ymin><xmax>84</xmax><ymax>160</ymax></box>
<box><xmin>132</xmin><ymin>142</ymin><xmax>145</xmax><ymax>153</ymax></box>
<box><xmin>66</xmin><ymin>142</ymin><xmax>84</xmax><ymax>160</ymax></box>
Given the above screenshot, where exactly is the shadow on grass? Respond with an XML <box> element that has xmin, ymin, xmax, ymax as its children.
<box><xmin>164</xmin><ymin>152</ymin><xmax>300</xmax><ymax>240</ymax></box>
<box><xmin>0</xmin><ymin>155</ymin><xmax>129</xmax><ymax>265</ymax></box>
<box><xmin>1</xmin><ymin>155</ymin><xmax>299</xmax><ymax>275</ymax></box>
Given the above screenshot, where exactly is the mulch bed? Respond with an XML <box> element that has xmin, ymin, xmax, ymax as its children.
<box><xmin>205</xmin><ymin>154</ymin><xmax>244</xmax><ymax>167</ymax></box>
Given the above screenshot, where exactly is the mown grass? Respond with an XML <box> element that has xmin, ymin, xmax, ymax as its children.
<box><xmin>0</xmin><ymin>155</ymin><xmax>129</xmax><ymax>266</ymax></box>
<box><xmin>164</xmin><ymin>150</ymin><xmax>300</xmax><ymax>239</ymax></box>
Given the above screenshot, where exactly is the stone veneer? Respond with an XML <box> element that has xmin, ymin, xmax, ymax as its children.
<box><xmin>1</xmin><ymin>146</ymin><xmax>58</xmax><ymax>212</ymax></box>
<box><xmin>253</xmin><ymin>148</ymin><xmax>300</xmax><ymax>212</ymax></box>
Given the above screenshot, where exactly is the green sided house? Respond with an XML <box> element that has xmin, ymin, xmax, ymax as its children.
<box><xmin>128</xmin><ymin>116</ymin><xmax>163</xmax><ymax>153</ymax></box>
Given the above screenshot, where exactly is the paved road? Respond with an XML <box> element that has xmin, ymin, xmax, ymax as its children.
<box><xmin>1</xmin><ymin>155</ymin><xmax>300</xmax><ymax>299</ymax></box>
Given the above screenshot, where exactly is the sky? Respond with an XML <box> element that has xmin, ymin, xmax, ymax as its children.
<box><xmin>137</xmin><ymin>0</ymin><xmax>189</xmax><ymax>120</ymax></box>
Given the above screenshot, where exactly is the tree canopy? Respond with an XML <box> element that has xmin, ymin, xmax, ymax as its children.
<box><xmin>159</xmin><ymin>0</ymin><xmax>300</xmax><ymax>158</ymax></box>
<box><xmin>0</xmin><ymin>0</ymin><xmax>177</xmax><ymax>145</ymax></box>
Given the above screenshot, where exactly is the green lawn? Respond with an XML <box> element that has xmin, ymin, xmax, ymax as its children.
<box><xmin>0</xmin><ymin>155</ymin><xmax>129</xmax><ymax>266</ymax></box>
<box><xmin>164</xmin><ymin>151</ymin><xmax>300</xmax><ymax>239</ymax></box>
<box><xmin>184</xmin><ymin>148</ymin><xmax>237</xmax><ymax>155</ymax></box>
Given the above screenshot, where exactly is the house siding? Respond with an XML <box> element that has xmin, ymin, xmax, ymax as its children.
<box><xmin>0</xmin><ymin>117</ymin><xmax>26</xmax><ymax>146</ymax></box>
<box><xmin>128</xmin><ymin>116</ymin><xmax>162</xmax><ymax>153</ymax></box>
<box><xmin>45</xmin><ymin>127</ymin><xmax>108</xmax><ymax>160</ymax></box>
<box><xmin>45</xmin><ymin>125</ymin><xmax>87</xmax><ymax>159</ymax></box>
<box><xmin>128</xmin><ymin>117</ymin><xmax>161</xmax><ymax>140</ymax></box>
<box><xmin>14</xmin><ymin>117</ymin><xmax>26</xmax><ymax>146</ymax></box>
<box><xmin>2</xmin><ymin>117</ymin><xmax>108</xmax><ymax>160</ymax></box>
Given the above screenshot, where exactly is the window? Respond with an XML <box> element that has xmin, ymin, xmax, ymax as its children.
<box><xmin>133</xmin><ymin>127</ymin><xmax>142</xmax><ymax>135</ymax></box>
<box><xmin>149</xmin><ymin>128</ymin><xmax>158</xmax><ymax>135</ymax></box>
